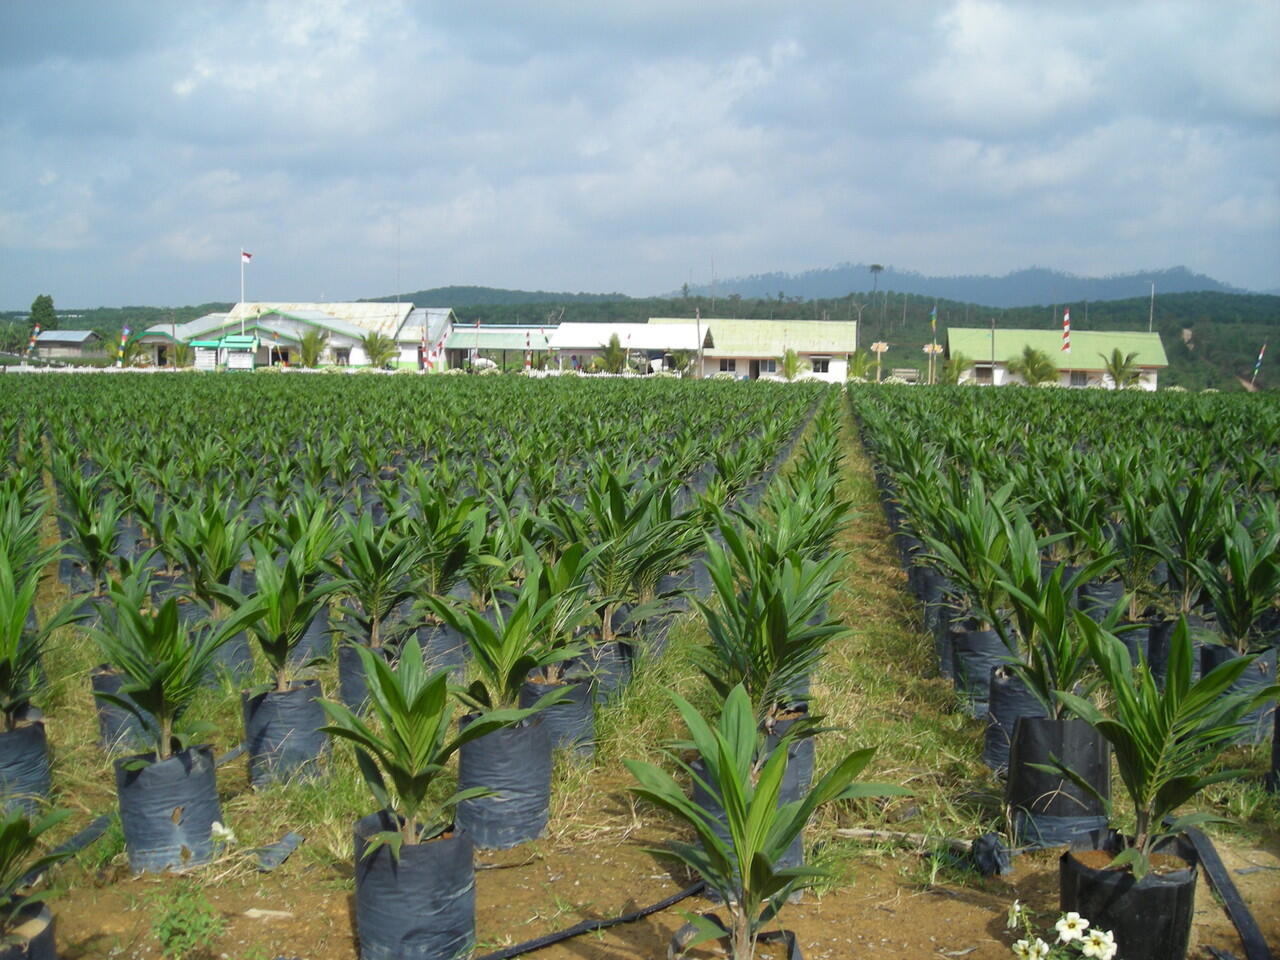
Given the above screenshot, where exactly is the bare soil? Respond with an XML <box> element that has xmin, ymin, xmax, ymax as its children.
<box><xmin>54</xmin><ymin>809</ymin><xmax>1279</xmax><ymax>959</ymax></box>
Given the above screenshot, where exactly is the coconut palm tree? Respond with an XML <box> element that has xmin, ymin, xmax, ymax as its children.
<box><xmin>1100</xmin><ymin>348</ymin><xmax>1140</xmax><ymax>390</ymax></box>
<box><xmin>940</xmin><ymin>351</ymin><xmax>975</xmax><ymax>385</ymax></box>
<box><xmin>1006</xmin><ymin>345</ymin><xmax>1057</xmax><ymax>386</ymax></box>
<box><xmin>299</xmin><ymin>328</ymin><xmax>330</xmax><ymax>368</ymax></box>
<box><xmin>668</xmin><ymin>349</ymin><xmax>698</xmax><ymax>377</ymax></box>
<box><xmin>360</xmin><ymin>331</ymin><xmax>399</xmax><ymax>369</ymax></box>
<box><xmin>171</xmin><ymin>341</ymin><xmax>194</xmax><ymax>368</ymax></box>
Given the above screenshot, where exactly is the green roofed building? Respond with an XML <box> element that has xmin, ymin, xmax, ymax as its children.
<box><xmin>946</xmin><ymin>328</ymin><xmax>1168</xmax><ymax>390</ymax></box>
<box><xmin>650</xmin><ymin>317</ymin><xmax>857</xmax><ymax>382</ymax></box>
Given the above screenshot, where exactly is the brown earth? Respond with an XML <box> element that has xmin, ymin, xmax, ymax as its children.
<box><xmin>54</xmin><ymin>810</ymin><xmax>1279</xmax><ymax>959</ymax></box>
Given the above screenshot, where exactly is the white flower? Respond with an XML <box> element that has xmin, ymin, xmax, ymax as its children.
<box><xmin>210</xmin><ymin>821</ymin><xmax>237</xmax><ymax>845</ymax></box>
<box><xmin>1080</xmin><ymin>929</ymin><xmax>1117</xmax><ymax>960</ymax></box>
<box><xmin>1006</xmin><ymin>899</ymin><xmax>1024</xmax><ymax>929</ymax></box>
<box><xmin>1055</xmin><ymin>912</ymin><xmax>1089</xmax><ymax>943</ymax></box>
<box><xmin>1011</xmin><ymin>937</ymin><xmax>1049</xmax><ymax>959</ymax></box>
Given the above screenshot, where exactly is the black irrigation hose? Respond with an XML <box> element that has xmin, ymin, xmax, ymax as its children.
<box><xmin>472</xmin><ymin>880</ymin><xmax>706</xmax><ymax>960</ymax></box>
<box><xmin>21</xmin><ymin>813</ymin><xmax>113</xmax><ymax>886</ymax></box>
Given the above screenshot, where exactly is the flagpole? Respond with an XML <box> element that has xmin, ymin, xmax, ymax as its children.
<box><xmin>240</xmin><ymin>249</ymin><xmax>246</xmax><ymax>336</ymax></box>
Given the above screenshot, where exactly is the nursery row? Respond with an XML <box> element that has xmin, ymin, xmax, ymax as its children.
<box><xmin>0</xmin><ymin>377</ymin><xmax>903</xmax><ymax>960</ymax></box>
<box><xmin>848</xmin><ymin>384</ymin><xmax>1279</xmax><ymax>960</ymax></box>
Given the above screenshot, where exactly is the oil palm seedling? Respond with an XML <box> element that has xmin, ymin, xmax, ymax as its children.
<box><xmin>626</xmin><ymin>685</ymin><xmax>904</xmax><ymax>960</ymax></box>
<box><xmin>91</xmin><ymin>569</ymin><xmax>263</xmax><ymax>872</ymax></box>
<box><xmin>1051</xmin><ymin>618</ymin><xmax>1278</xmax><ymax>960</ymax></box>
<box><xmin>427</xmin><ymin>552</ymin><xmax>590</xmax><ymax>844</ymax></box>
<box><xmin>320</xmin><ymin>637</ymin><xmax>535</xmax><ymax>959</ymax></box>
<box><xmin>0</xmin><ymin>553</ymin><xmax>81</xmax><ymax>815</ymax></box>
<box><xmin>234</xmin><ymin>542</ymin><xmax>348</xmax><ymax>787</ymax></box>
<box><xmin>693</xmin><ymin>524</ymin><xmax>845</xmax><ymax>733</ymax></box>
<box><xmin>0</xmin><ymin>807</ymin><xmax>74</xmax><ymax>957</ymax></box>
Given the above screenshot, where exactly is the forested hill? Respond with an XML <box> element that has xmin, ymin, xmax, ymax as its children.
<box><xmin>676</xmin><ymin>264</ymin><xmax>1247</xmax><ymax>308</ymax></box>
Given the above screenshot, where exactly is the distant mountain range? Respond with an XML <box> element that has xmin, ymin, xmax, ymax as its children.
<box><xmin>672</xmin><ymin>264</ymin><xmax>1250</xmax><ymax>309</ymax></box>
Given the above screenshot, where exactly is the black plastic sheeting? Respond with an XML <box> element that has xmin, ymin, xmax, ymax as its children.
<box><xmin>353</xmin><ymin>812</ymin><xmax>475</xmax><ymax>960</ymax></box>
<box><xmin>91</xmin><ymin>666</ymin><xmax>153</xmax><ymax>751</ymax></box>
<box><xmin>205</xmin><ymin>631</ymin><xmax>254</xmax><ymax>687</ymax></box>
<box><xmin>456</xmin><ymin>717</ymin><xmax>551</xmax><ymax>850</ymax></box>
<box><xmin>572</xmin><ymin>642</ymin><xmax>632</xmax><ymax>705</ymax></box>
<box><xmin>519</xmin><ymin>678</ymin><xmax>594</xmax><ymax>757</ymax></box>
<box><xmin>1200</xmin><ymin>646</ymin><xmax>1277</xmax><ymax>745</ymax></box>
<box><xmin>419</xmin><ymin>622</ymin><xmax>468</xmax><ymax>683</ymax></box>
<box><xmin>0</xmin><ymin>720</ymin><xmax>51</xmax><ymax>817</ymax></box>
<box><xmin>1183</xmin><ymin>827</ymin><xmax>1273</xmax><ymax>960</ymax></box>
<box><xmin>255</xmin><ymin>831</ymin><xmax>305</xmax><ymax>872</ymax></box>
<box><xmin>0</xmin><ymin>904</ymin><xmax>56</xmax><ymax>960</ymax></box>
<box><xmin>1060</xmin><ymin>834</ymin><xmax>1198</xmax><ymax>960</ymax></box>
<box><xmin>242</xmin><ymin>681</ymin><xmax>328</xmax><ymax>789</ymax></box>
<box><xmin>1006</xmin><ymin>717</ymin><xmax>1110</xmax><ymax>848</ymax></box>
<box><xmin>982</xmin><ymin>667</ymin><xmax>1045</xmax><ymax>776</ymax></box>
<box><xmin>950</xmin><ymin>622</ymin><xmax>1008</xmax><ymax>719</ymax></box>
<box><xmin>115</xmin><ymin>745</ymin><xmax>223</xmax><ymax>873</ymax></box>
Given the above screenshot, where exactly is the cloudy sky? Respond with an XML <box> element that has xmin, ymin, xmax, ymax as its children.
<box><xmin>2</xmin><ymin>0</ymin><xmax>1277</xmax><ymax>309</ymax></box>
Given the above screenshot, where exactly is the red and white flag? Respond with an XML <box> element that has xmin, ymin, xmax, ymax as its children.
<box><xmin>241</xmin><ymin>250</ymin><xmax>253</xmax><ymax>263</ymax></box>
<box><xmin>1061</xmin><ymin>308</ymin><xmax>1071</xmax><ymax>352</ymax></box>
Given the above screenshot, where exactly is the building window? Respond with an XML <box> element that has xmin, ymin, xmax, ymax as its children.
<box><xmin>719</xmin><ymin>358</ymin><xmax>737</xmax><ymax>372</ymax></box>
<box><xmin>762</xmin><ymin>358</ymin><xmax>777</xmax><ymax>373</ymax></box>
<box><xmin>1070</xmin><ymin>370</ymin><xmax>1087</xmax><ymax>387</ymax></box>
<box><xmin>811</xmin><ymin>358</ymin><xmax>830</xmax><ymax>374</ymax></box>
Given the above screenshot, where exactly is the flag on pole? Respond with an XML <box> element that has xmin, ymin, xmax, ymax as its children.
<box><xmin>27</xmin><ymin>323</ymin><xmax>40</xmax><ymax>357</ymax></box>
<box><xmin>241</xmin><ymin>250</ymin><xmax>253</xmax><ymax>263</ymax></box>
<box><xmin>1061</xmin><ymin>308</ymin><xmax>1071</xmax><ymax>352</ymax></box>
<box><xmin>1252</xmin><ymin>342</ymin><xmax>1267</xmax><ymax>383</ymax></box>
<box><xmin>116</xmin><ymin>326</ymin><xmax>130</xmax><ymax>368</ymax></box>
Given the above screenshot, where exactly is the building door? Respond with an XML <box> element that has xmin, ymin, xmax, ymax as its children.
<box><xmin>156</xmin><ymin>345</ymin><xmax>168</xmax><ymax>368</ymax></box>
<box><xmin>749</xmin><ymin>359</ymin><xmax>760</xmax><ymax>380</ymax></box>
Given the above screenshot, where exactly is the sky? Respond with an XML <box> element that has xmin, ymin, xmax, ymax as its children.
<box><xmin>1</xmin><ymin>0</ymin><xmax>1277</xmax><ymax>310</ymax></box>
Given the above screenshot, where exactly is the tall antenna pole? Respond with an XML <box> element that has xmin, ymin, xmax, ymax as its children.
<box><xmin>1148</xmin><ymin>281</ymin><xmax>1155</xmax><ymax>332</ymax></box>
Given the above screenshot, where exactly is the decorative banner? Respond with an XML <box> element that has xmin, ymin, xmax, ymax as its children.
<box><xmin>27</xmin><ymin>322</ymin><xmax>40</xmax><ymax>357</ymax></box>
<box><xmin>116</xmin><ymin>326</ymin><xmax>131</xmax><ymax>368</ymax></box>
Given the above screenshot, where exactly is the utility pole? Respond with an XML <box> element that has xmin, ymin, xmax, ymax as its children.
<box><xmin>1148</xmin><ymin>281</ymin><xmax>1155</xmax><ymax>332</ymax></box>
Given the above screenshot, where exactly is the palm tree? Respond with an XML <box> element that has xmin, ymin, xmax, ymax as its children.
<box><xmin>869</xmin><ymin>264</ymin><xmax>883</xmax><ymax>295</ymax></box>
<box><xmin>847</xmin><ymin>350</ymin><xmax>873</xmax><ymax>381</ymax></box>
<box><xmin>171</xmin><ymin>341</ymin><xmax>194</xmax><ymax>368</ymax></box>
<box><xmin>668</xmin><ymin>349</ymin><xmax>697</xmax><ymax>377</ymax></box>
<box><xmin>1100</xmin><ymin>348</ymin><xmax>1140</xmax><ymax>389</ymax></box>
<box><xmin>299</xmin><ymin>328</ymin><xmax>330</xmax><ymax>368</ymax></box>
<box><xmin>360</xmin><ymin>331</ymin><xmax>399</xmax><ymax>369</ymax></box>
<box><xmin>598</xmin><ymin>333</ymin><xmax>627</xmax><ymax>374</ymax></box>
<box><xmin>940</xmin><ymin>351</ymin><xmax>975</xmax><ymax>385</ymax></box>
<box><xmin>780</xmin><ymin>348</ymin><xmax>807</xmax><ymax>381</ymax></box>
<box><xmin>1006</xmin><ymin>345</ymin><xmax>1057</xmax><ymax>386</ymax></box>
